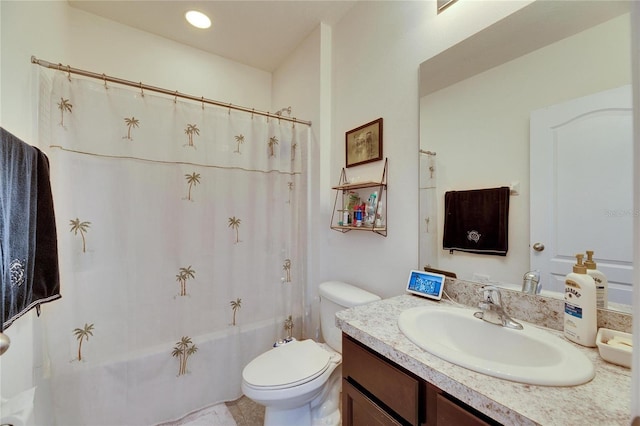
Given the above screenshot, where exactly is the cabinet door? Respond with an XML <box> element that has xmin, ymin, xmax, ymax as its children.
<box><xmin>342</xmin><ymin>379</ymin><xmax>403</xmax><ymax>426</ymax></box>
<box><xmin>426</xmin><ymin>382</ymin><xmax>500</xmax><ymax>426</ymax></box>
<box><xmin>435</xmin><ymin>394</ymin><xmax>493</xmax><ymax>426</ymax></box>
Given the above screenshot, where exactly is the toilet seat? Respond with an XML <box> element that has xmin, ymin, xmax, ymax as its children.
<box><xmin>242</xmin><ymin>340</ymin><xmax>333</xmax><ymax>390</ymax></box>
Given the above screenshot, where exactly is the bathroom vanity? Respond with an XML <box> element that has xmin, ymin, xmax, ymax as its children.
<box><xmin>342</xmin><ymin>334</ymin><xmax>497</xmax><ymax>425</ymax></box>
<box><xmin>336</xmin><ymin>294</ymin><xmax>631</xmax><ymax>426</ymax></box>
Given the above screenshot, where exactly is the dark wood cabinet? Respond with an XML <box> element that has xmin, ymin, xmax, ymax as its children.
<box><xmin>342</xmin><ymin>334</ymin><xmax>501</xmax><ymax>426</ymax></box>
<box><xmin>433</xmin><ymin>393</ymin><xmax>494</xmax><ymax>426</ymax></box>
<box><xmin>343</xmin><ymin>379</ymin><xmax>404</xmax><ymax>426</ymax></box>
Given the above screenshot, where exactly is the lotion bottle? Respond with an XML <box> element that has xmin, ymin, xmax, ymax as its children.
<box><xmin>584</xmin><ymin>250</ymin><xmax>608</xmax><ymax>309</ymax></box>
<box><xmin>564</xmin><ymin>253</ymin><xmax>597</xmax><ymax>347</ymax></box>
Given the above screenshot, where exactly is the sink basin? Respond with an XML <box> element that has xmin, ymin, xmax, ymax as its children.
<box><xmin>398</xmin><ymin>305</ymin><xmax>594</xmax><ymax>386</ymax></box>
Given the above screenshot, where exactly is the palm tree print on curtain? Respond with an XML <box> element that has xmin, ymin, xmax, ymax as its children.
<box><xmin>287</xmin><ymin>182</ymin><xmax>294</xmax><ymax>204</ymax></box>
<box><xmin>184</xmin><ymin>123</ymin><xmax>200</xmax><ymax>148</ymax></box>
<box><xmin>228</xmin><ymin>216</ymin><xmax>241</xmax><ymax>243</ymax></box>
<box><xmin>73</xmin><ymin>323</ymin><xmax>94</xmax><ymax>361</ymax></box>
<box><xmin>175</xmin><ymin>266</ymin><xmax>196</xmax><ymax>297</ymax></box>
<box><xmin>234</xmin><ymin>134</ymin><xmax>245</xmax><ymax>154</ymax></box>
<box><xmin>184</xmin><ymin>172</ymin><xmax>200</xmax><ymax>201</ymax></box>
<box><xmin>268</xmin><ymin>136</ymin><xmax>278</xmax><ymax>157</ymax></box>
<box><xmin>123</xmin><ymin>117</ymin><xmax>140</xmax><ymax>140</ymax></box>
<box><xmin>283</xmin><ymin>259</ymin><xmax>292</xmax><ymax>283</ymax></box>
<box><xmin>230</xmin><ymin>298</ymin><xmax>242</xmax><ymax>326</ymax></box>
<box><xmin>57</xmin><ymin>97</ymin><xmax>72</xmax><ymax>127</ymax></box>
<box><xmin>171</xmin><ymin>336</ymin><xmax>198</xmax><ymax>376</ymax></box>
<box><xmin>69</xmin><ymin>218</ymin><xmax>91</xmax><ymax>253</ymax></box>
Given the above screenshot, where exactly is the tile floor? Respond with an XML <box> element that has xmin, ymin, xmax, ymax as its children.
<box><xmin>225</xmin><ymin>396</ymin><xmax>265</xmax><ymax>426</ymax></box>
<box><xmin>161</xmin><ymin>396</ymin><xmax>264</xmax><ymax>426</ymax></box>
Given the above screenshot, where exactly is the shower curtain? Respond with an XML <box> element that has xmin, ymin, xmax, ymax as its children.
<box><xmin>419</xmin><ymin>152</ymin><xmax>437</xmax><ymax>269</ymax></box>
<box><xmin>37</xmin><ymin>70</ymin><xmax>308</xmax><ymax>425</ymax></box>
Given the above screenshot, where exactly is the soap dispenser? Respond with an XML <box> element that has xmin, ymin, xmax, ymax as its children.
<box><xmin>584</xmin><ymin>250</ymin><xmax>608</xmax><ymax>309</ymax></box>
<box><xmin>564</xmin><ymin>254</ymin><xmax>597</xmax><ymax>347</ymax></box>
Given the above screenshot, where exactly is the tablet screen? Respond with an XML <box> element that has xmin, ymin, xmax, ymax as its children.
<box><xmin>406</xmin><ymin>270</ymin><xmax>445</xmax><ymax>301</ymax></box>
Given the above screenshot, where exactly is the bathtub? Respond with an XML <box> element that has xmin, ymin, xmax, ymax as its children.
<box><xmin>45</xmin><ymin>319</ymin><xmax>283</xmax><ymax>425</ymax></box>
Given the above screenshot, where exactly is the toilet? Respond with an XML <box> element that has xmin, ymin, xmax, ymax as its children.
<box><xmin>241</xmin><ymin>281</ymin><xmax>380</xmax><ymax>426</ymax></box>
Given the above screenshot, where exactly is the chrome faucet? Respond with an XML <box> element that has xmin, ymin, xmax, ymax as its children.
<box><xmin>474</xmin><ymin>285</ymin><xmax>523</xmax><ymax>330</ymax></box>
<box><xmin>522</xmin><ymin>270</ymin><xmax>541</xmax><ymax>295</ymax></box>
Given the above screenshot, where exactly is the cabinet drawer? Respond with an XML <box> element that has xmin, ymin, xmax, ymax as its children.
<box><xmin>343</xmin><ymin>378</ymin><xmax>403</xmax><ymax>426</ymax></box>
<box><xmin>342</xmin><ymin>335</ymin><xmax>420</xmax><ymax>425</ymax></box>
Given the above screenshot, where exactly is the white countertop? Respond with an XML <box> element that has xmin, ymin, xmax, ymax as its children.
<box><xmin>336</xmin><ymin>294</ymin><xmax>632</xmax><ymax>426</ymax></box>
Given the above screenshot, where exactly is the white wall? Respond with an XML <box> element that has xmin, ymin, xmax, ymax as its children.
<box><xmin>271</xmin><ymin>24</ymin><xmax>327</xmax><ymax>339</ymax></box>
<box><xmin>0</xmin><ymin>0</ymin><xmax>272</xmax><ymax>414</ymax></box>
<box><xmin>421</xmin><ymin>14</ymin><xmax>630</xmax><ymax>286</ymax></box>
<box><xmin>325</xmin><ymin>0</ymin><xmax>535</xmax><ymax>299</ymax></box>
<box><xmin>268</xmin><ymin>0</ymin><xmax>536</xmax><ymax>334</ymax></box>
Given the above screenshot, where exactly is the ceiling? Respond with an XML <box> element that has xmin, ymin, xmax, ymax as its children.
<box><xmin>419</xmin><ymin>0</ymin><xmax>631</xmax><ymax>97</ymax></box>
<box><xmin>69</xmin><ymin>1</ymin><xmax>356</xmax><ymax>73</ymax></box>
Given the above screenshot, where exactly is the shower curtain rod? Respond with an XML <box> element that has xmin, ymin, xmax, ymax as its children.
<box><xmin>31</xmin><ymin>56</ymin><xmax>312</xmax><ymax>126</ymax></box>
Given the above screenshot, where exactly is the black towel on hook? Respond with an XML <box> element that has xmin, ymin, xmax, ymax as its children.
<box><xmin>1</xmin><ymin>128</ymin><xmax>61</xmax><ymax>331</ymax></box>
<box><xmin>443</xmin><ymin>187</ymin><xmax>510</xmax><ymax>256</ymax></box>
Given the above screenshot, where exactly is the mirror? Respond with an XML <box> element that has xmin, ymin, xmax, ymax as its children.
<box><xmin>418</xmin><ymin>0</ymin><xmax>633</xmax><ymax>313</ymax></box>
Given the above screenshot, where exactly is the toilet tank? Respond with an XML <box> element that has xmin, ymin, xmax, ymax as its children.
<box><xmin>319</xmin><ymin>281</ymin><xmax>380</xmax><ymax>353</ymax></box>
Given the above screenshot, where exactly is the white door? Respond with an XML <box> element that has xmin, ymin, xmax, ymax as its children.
<box><xmin>530</xmin><ymin>85</ymin><xmax>633</xmax><ymax>306</ymax></box>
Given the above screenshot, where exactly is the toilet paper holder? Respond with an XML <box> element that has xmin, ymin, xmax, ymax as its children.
<box><xmin>0</xmin><ymin>332</ymin><xmax>10</xmax><ymax>356</ymax></box>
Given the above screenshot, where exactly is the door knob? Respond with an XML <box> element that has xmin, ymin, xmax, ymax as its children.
<box><xmin>532</xmin><ymin>243</ymin><xmax>545</xmax><ymax>252</ymax></box>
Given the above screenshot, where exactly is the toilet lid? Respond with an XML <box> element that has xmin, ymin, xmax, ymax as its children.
<box><xmin>243</xmin><ymin>340</ymin><xmax>331</xmax><ymax>388</ymax></box>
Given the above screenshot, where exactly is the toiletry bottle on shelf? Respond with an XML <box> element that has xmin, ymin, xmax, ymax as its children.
<box><xmin>584</xmin><ymin>250</ymin><xmax>608</xmax><ymax>309</ymax></box>
<box><xmin>341</xmin><ymin>210</ymin><xmax>349</xmax><ymax>227</ymax></box>
<box><xmin>367</xmin><ymin>192</ymin><xmax>377</xmax><ymax>225</ymax></box>
<box><xmin>564</xmin><ymin>254</ymin><xmax>597</xmax><ymax>347</ymax></box>
<box><xmin>354</xmin><ymin>206</ymin><xmax>363</xmax><ymax>227</ymax></box>
<box><xmin>375</xmin><ymin>199</ymin><xmax>384</xmax><ymax>227</ymax></box>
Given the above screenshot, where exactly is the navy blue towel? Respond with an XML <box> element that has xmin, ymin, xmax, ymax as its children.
<box><xmin>443</xmin><ymin>187</ymin><xmax>510</xmax><ymax>256</ymax></box>
<box><xmin>1</xmin><ymin>128</ymin><xmax>60</xmax><ymax>331</ymax></box>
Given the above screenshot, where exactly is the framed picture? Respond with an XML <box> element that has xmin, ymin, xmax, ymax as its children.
<box><xmin>345</xmin><ymin>118</ymin><xmax>383</xmax><ymax>168</ymax></box>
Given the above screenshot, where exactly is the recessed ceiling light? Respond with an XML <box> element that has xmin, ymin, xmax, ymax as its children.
<box><xmin>185</xmin><ymin>10</ymin><xmax>211</xmax><ymax>29</ymax></box>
